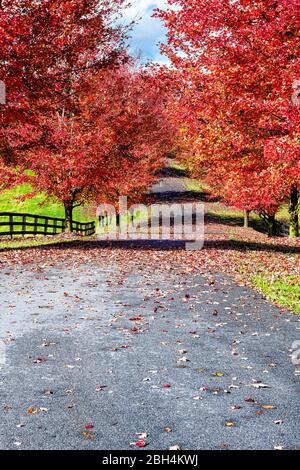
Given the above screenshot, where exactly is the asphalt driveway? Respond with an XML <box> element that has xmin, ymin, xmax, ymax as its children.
<box><xmin>0</xmin><ymin>255</ymin><xmax>299</xmax><ymax>450</ymax></box>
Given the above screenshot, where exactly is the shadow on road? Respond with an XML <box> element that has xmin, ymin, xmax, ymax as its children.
<box><xmin>158</xmin><ymin>166</ymin><xmax>189</xmax><ymax>178</ymax></box>
<box><xmin>19</xmin><ymin>238</ymin><xmax>299</xmax><ymax>254</ymax></box>
<box><xmin>152</xmin><ymin>190</ymin><xmax>213</xmax><ymax>203</ymax></box>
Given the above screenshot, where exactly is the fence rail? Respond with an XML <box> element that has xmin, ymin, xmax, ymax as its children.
<box><xmin>279</xmin><ymin>222</ymin><xmax>290</xmax><ymax>237</ymax></box>
<box><xmin>72</xmin><ymin>220</ymin><xmax>95</xmax><ymax>236</ymax></box>
<box><xmin>0</xmin><ymin>212</ymin><xmax>95</xmax><ymax>238</ymax></box>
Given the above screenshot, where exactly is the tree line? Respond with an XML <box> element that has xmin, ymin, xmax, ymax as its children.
<box><xmin>0</xmin><ymin>0</ymin><xmax>173</xmax><ymax>229</ymax></box>
<box><xmin>1</xmin><ymin>0</ymin><xmax>299</xmax><ymax>238</ymax></box>
<box><xmin>157</xmin><ymin>0</ymin><xmax>300</xmax><ymax>237</ymax></box>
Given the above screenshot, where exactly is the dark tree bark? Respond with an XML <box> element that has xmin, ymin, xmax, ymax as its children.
<box><xmin>64</xmin><ymin>203</ymin><xmax>74</xmax><ymax>232</ymax></box>
<box><xmin>260</xmin><ymin>212</ymin><xmax>278</xmax><ymax>237</ymax></box>
<box><xmin>289</xmin><ymin>187</ymin><xmax>299</xmax><ymax>238</ymax></box>
<box><xmin>267</xmin><ymin>215</ymin><xmax>277</xmax><ymax>237</ymax></box>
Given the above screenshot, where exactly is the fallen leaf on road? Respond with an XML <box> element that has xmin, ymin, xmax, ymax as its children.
<box><xmin>130</xmin><ymin>439</ymin><xmax>147</xmax><ymax>448</ymax></box>
<box><xmin>136</xmin><ymin>432</ymin><xmax>148</xmax><ymax>439</ymax></box>
<box><xmin>245</xmin><ymin>397</ymin><xmax>256</xmax><ymax>403</ymax></box>
<box><xmin>177</xmin><ymin>357</ymin><xmax>190</xmax><ymax>363</ymax></box>
<box><xmin>250</xmin><ymin>383</ymin><xmax>270</xmax><ymax>389</ymax></box>
<box><xmin>164</xmin><ymin>427</ymin><xmax>172</xmax><ymax>433</ymax></box>
<box><xmin>27</xmin><ymin>406</ymin><xmax>38</xmax><ymax>414</ymax></box>
<box><xmin>81</xmin><ymin>431</ymin><xmax>96</xmax><ymax>440</ymax></box>
<box><xmin>34</xmin><ymin>357</ymin><xmax>46</xmax><ymax>364</ymax></box>
<box><xmin>225</xmin><ymin>421</ymin><xmax>236</xmax><ymax>427</ymax></box>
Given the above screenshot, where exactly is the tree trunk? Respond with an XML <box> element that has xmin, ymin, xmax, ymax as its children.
<box><xmin>243</xmin><ymin>210</ymin><xmax>250</xmax><ymax>228</ymax></box>
<box><xmin>289</xmin><ymin>187</ymin><xmax>299</xmax><ymax>238</ymax></box>
<box><xmin>64</xmin><ymin>203</ymin><xmax>74</xmax><ymax>232</ymax></box>
<box><xmin>267</xmin><ymin>215</ymin><xmax>277</xmax><ymax>237</ymax></box>
<box><xmin>260</xmin><ymin>211</ymin><xmax>278</xmax><ymax>237</ymax></box>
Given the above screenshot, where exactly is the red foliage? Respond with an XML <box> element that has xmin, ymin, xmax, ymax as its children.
<box><xmin>1</xmin><ymin>1</ymin><xmax>173</xmax><ymax>226</ymax></box>
<box><xmin>157</xmin><ymin>0</ymin><xmax>300</xmax><ymax>217</ymax></box>
<box><xmin>0</xmin><ymin>0</ymin><xmax>128</xmax><ymax>188</ymax></box>
<box><xmin>22</xmin><ymin>65</ymin><xmax>173</xmax><ymax>223</ymax></box>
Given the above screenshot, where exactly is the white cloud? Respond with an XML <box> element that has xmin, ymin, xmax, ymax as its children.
<box><xmin>123</xmin><ymin>1</ymin><xmax>167</xmax><ymax>20</ymax></box>
<box><xmin>123</xmin><ymin>0</ymin><xmax>169</xmax><ymax>64</ymax></box>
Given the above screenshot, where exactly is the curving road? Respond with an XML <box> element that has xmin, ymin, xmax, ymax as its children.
<box><xmin>0</xmin><ymin>176</ymin><xmax>299</xmax><ymax>450</ymax></box>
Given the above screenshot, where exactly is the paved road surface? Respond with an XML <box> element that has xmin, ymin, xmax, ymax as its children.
<box><xmin>0</xmin><ymin>175</ymin><xmax>299</xmax><ymax>450</ymax></box>
<box><xmin>0</xmin><ymin>256</ymin><xmax>299</xmax><ymax>450</ymax></box>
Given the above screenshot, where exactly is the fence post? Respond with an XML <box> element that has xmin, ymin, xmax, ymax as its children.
<box><xmin>9</xmin><ymin>214</ymin><xmax>13</xmax><ymax>239</ymax></box>
<box><xmin>44</xmin><ymin>217</ymin><xmax>48</xmax><ymax>236</ymax></box>
<box><xmin>0</xmin><ymin>212</ymin><xmax>95</xmax><ymax>239</ymax></box>
<box><xmin>22</xmin><ymin>215</ymin><xmax>26</xmax><ymax>237</ymax></box>
<box><xmin>34</xmin><ymin>216</ymin><xmax>38</xmax><ymax>237</ymax></box>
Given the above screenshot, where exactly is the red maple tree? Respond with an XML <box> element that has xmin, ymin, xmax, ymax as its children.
<box><xmin>157</xmin><ymin>0</ymin><xmax>300</xmax><ymax>236</ymax></box>
<box><xmin>22</xmin><ymin>65</ymin><xmax>173</xmax><ymax>229</ymax></box>
<box><xmin>0</xmin><ymin>0</ymin><xmax>128</xmax><ymax>190</ymax></box>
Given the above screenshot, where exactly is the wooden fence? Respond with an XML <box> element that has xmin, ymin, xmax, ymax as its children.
<box><xmin>71</xmin><ymin>220</ymin><xmax>95</xmax><ymax>236</ymax></box>
<box><xmin>279</xmin><ymin>222</ymin><xmax>290</xmax><ymax>237</ymax></box>
<box><xmin>0</xmin><ymin>212</ymin><xmax>95</xmax><ymax>238</ymax></box>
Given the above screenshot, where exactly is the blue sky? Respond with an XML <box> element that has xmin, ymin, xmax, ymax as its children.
<box><xmin>123</xmin><ymin>0</ymin><xmax>169</xmax><ymax>64</ymax></box>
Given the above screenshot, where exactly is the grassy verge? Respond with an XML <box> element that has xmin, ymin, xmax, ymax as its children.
<box><xmin>0</xmin><ymin>189</ymin><xmax>149</xmax><ymax>251</ymax></box>
<box><xmin>0</xmin><ymin>184</ymin><xmax>95</xmax><ymax>221</ymax></box>
<box><xmin>0</xmin><ymin>184</ymin><xmax>98</xmax><ymax>250</ymax></box>
<box><xmin>276</xmin><ymin>204</ymin><xmax>290</xmax><ymax>224</ymax></box>
<box><xmin>183</xmin><ymin>178</ymin><xmax>204</xmax><ymax>192</ymax></box>
<box><xmin>181</xmin><ymin>170</ymin><xmax>291</xmax><ymax>226</ymax></box>
<box><xmin>252</xmin><ymin>274</ymin><xmax>300</xmax><ymax>314</ymax></box>
<box><xmin>169</xmin><ymin>161</ymin><xmax>188</xmax><ymax>173</ymax></box>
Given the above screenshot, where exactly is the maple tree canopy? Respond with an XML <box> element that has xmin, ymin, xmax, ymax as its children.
<box><xmin>0</xmin><ymin>0</ymin><xmax>173</xmax><ymax>228</ymax></box>
<box><xmin>157</xmin><ymin>0</ymin><xmax>300</xmax><ymax>235</ymax></box>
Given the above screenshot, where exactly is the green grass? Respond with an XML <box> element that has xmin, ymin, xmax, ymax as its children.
<box><xmin>181</xmin><ymin>170</ymin><xmax>291</xmax><ymax>226</ymax></box>
<box><xmin>0</xmin><ymin>184</ymin><xmax>95</xmax><ymax>221</ymax></box>
<box><xmin>277</xmin><ymin>204</ymin><xmax>290</xmax><ymax>224</ymax></box>
<box><xmin>252</xmin><ymin>274</ymin><xmax>300</xmax><ymax>314</ymax></box>
<box><xmin>183</xmin><ymin>178</ymin><xmax>204</xmax><ymax>192</ymax></box>
<box><xmin>0</xmin><ymin>184</ymin><xmax>150</xmax><ymax>250</ymax></box>
<box><xmin>169</xmin><ymin>161</ymin><xmax>188</xmax><ymax>172</ymax></box>
<box><xmin>0</xmin><ymin>184</ymin><xmax>96</xmax><ymax>250</ymax></box>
